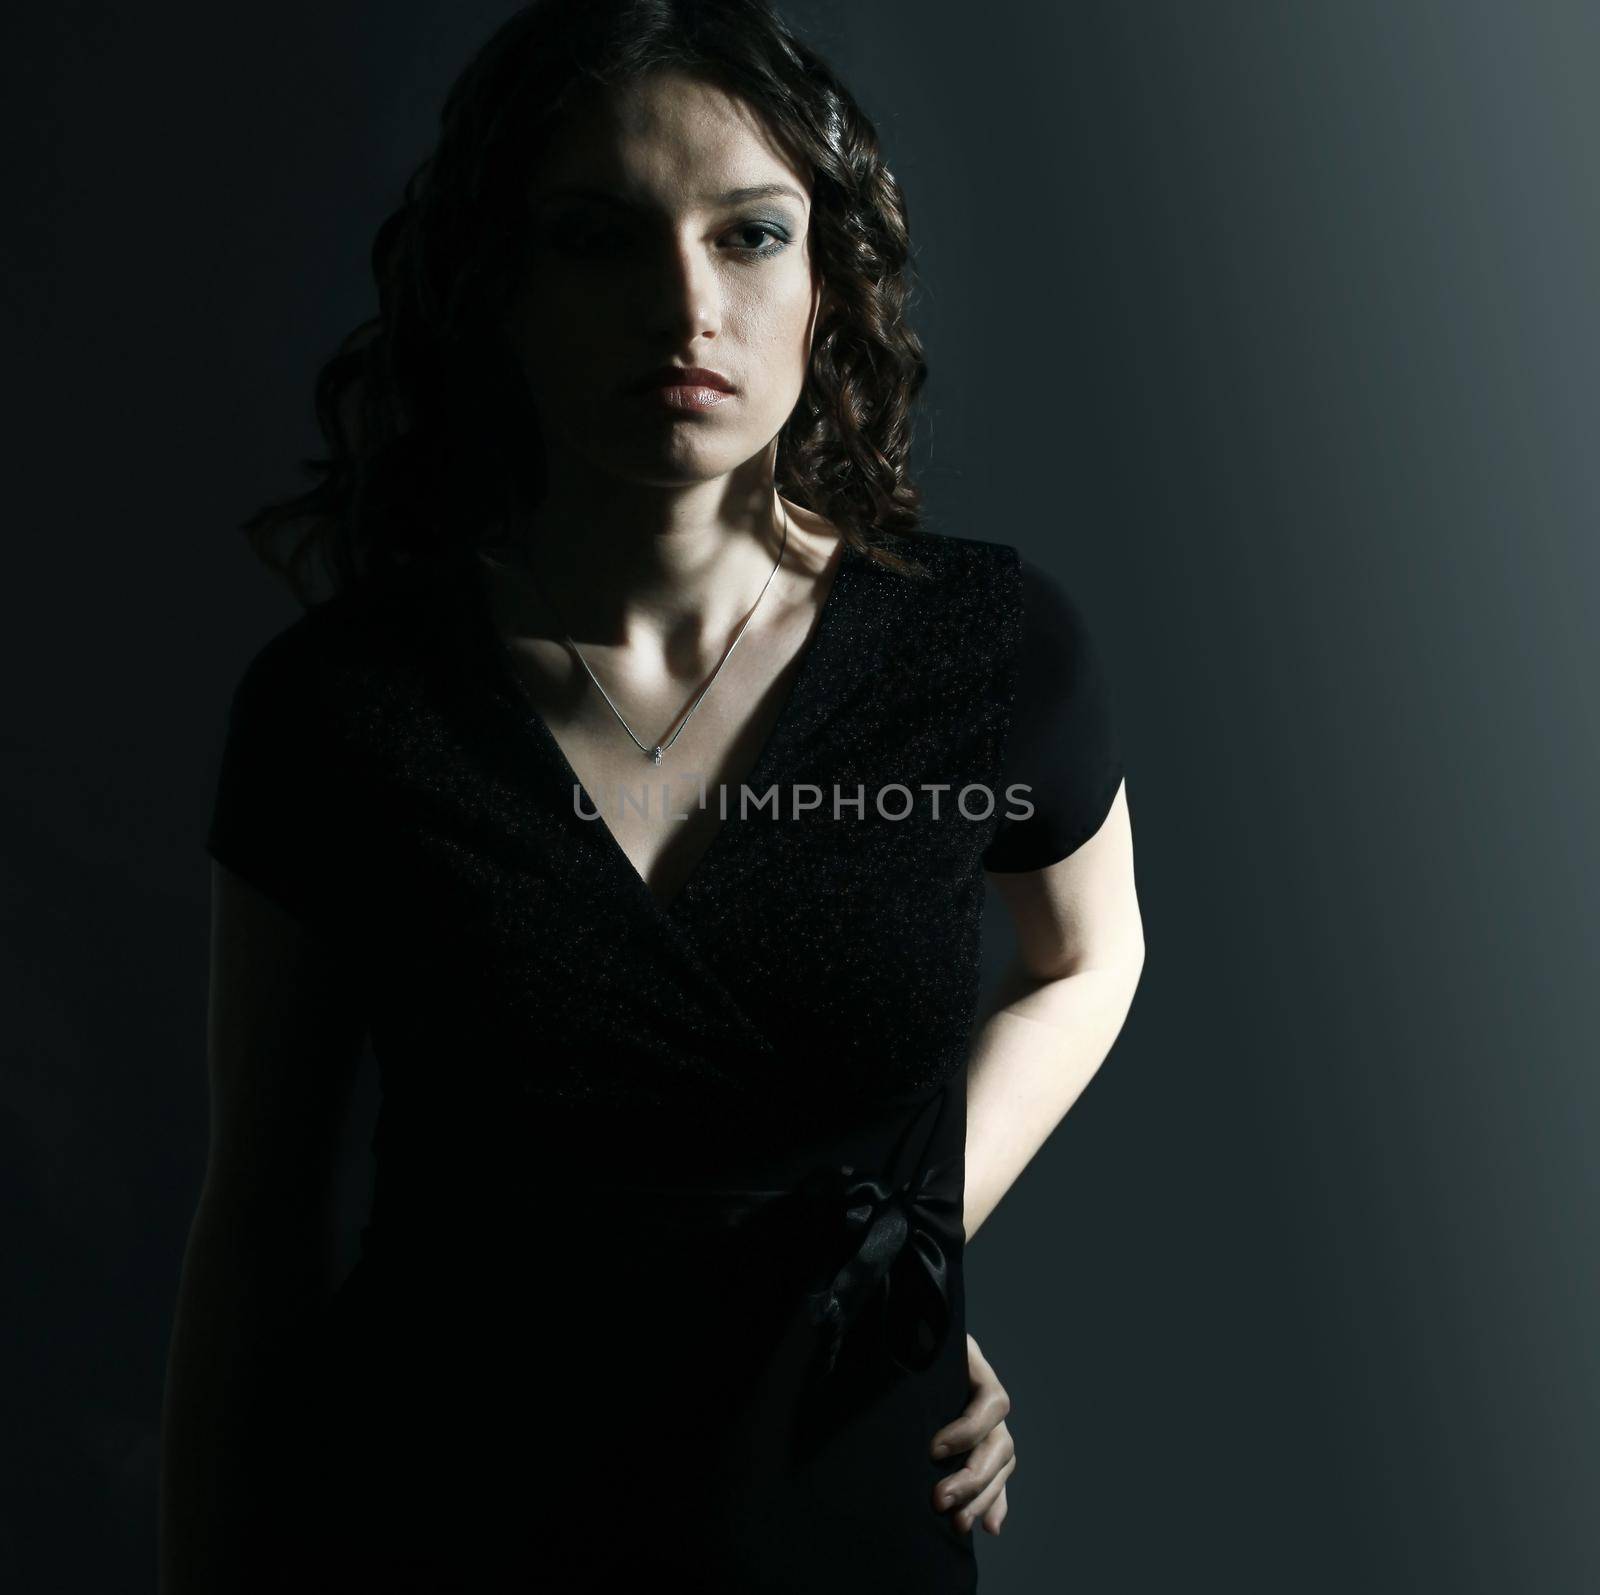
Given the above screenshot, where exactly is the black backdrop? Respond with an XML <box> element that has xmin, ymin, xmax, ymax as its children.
<box><xmin>6</xmin><ymin>3</ymin><xmax>1599</xmax><ymax>1590</ymax></box>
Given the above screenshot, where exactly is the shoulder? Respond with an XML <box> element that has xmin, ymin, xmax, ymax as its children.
<box><xmin>830</xmin><ymin>535</ymin><xmax>1025</xmax><ymax>720</ymax></box>
<box><xmin>221</xmin><ymin>549</ymin><xmax>461</xmax><ymax>730</ymax></box>
<box><xmin>981</xmin><ymin>555</ymin><xmax>1125</xmax><ymax>870</ymax></box>
<box><xmin>934</xmin><ymin>539</ymin><xmax>1092</xmax><ymax>632</ymax></box>
<box><xmin>848</xmin><ymin>532</ymin><xmax>1109</xmax><ymax>655</ymax></box>
<box><xmin>866</xmin><ymin>529</ymin><xmax>1019</xmax><ymax>578</ymax></box>
<box><xmin>869</xmin><ymin>535</ymin><xmax>1031</xmax><ymax>668</ymax></box>
<box><xmin>853</xmin><ymin>530</ymin><xmax>1023</xmax><ymax>616</ymax></box>
<box><xmin>222</xmin><ymin>607</ymin><xmax>328</xmax><ymax>730</ymax></box>
<box><xmin>1014</xmin><ymin>554</ymin><xmax>1103</xmax><ymax>663</ymax></box>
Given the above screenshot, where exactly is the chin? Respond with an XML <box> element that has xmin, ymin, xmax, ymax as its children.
<box><xmin>608</xmin><ymin>435</ymin><xmax>761</xmax><ymax>485</ymax></box>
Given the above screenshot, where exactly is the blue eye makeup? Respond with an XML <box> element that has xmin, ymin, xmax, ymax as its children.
<box><xmin>730</xmin><ymin>220</ymin><xmax>793</xmax><ymax>259</ymax></box>
<box><xmin>540</xmin><ymin>214</ymin><xmax>793</xmax><ymax>262</ymax></box>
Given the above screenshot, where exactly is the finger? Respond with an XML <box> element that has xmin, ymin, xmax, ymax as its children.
<box><xmin>932</xmin><ymin>1423</ymin><xmax>1015</xmax><ymax>1512</ymax></box>
<box><xmin>951</xmin><ymin>1458</ymin><xmax>1016</xmax><ymax>1535</ymax></box>
<box><xmin>980</xmin><ymin>1484</ymin><xmax>1010</xmax><ymax>1535</ymax></box>
<box><xmin>929</xmin><ymin>1380</ymin><xmax>1011</xmax><ymax>1458</ymax></box>
<box><xmin>955</xmin><ymin>1464</ymin><xmax>1013</xmax><ymax>1535</ymax></box>
<box><xmin>964</xmin><ymin>1333</ymin><xmax>997</xmax><ymax>1387</ymax></box>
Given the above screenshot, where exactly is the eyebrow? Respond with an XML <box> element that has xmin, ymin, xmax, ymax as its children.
<box><xmin>532</xmin><ymin>182</ymin><xmax>808</xmax><ymax>211</ymax></box>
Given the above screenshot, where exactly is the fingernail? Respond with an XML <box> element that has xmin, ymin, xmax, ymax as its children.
<box><xmin>931</xmin><ymin>1440</ymin><xmax>948</xmax><ymax>1457</ymax></box>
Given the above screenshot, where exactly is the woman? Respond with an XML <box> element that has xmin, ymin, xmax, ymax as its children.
<box><xmin>160</xmin><ymin>1</ymin><xmax>1144</xmax><ymax>1590</ymax></box>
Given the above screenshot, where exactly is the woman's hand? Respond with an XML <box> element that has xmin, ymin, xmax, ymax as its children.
<box><xmin>928</xmin><ymin>1332</ymin><xmax>1016</xmax><ymax>1534</ymax></box>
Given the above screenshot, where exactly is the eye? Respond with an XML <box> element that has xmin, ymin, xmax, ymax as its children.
<box><xmin>726</xmin><ymin>221</ymin><xmax>793</xmax><ymax>261</ymax></box>
<box><xmin>539</xmin><ymin>217</ymin><xmax>793</xmax><ymax>262</ymax></box>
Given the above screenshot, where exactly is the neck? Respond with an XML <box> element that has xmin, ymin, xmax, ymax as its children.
<box><xmin>492</xmin><ymin>458</ymin><xmax>792</xmax><ymax>650</ymax></box>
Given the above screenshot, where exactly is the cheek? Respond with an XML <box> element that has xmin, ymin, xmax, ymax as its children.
<box><xmin>501</xmin><ymin>300</ymin><xmax>637</xmax><ymax>446</ymax></box>
<box><xmin>502</xmin><ymin>288</ymin><xmax>593</xmax><ymax>388</ymax></box>
<box><xmin>735</xmin><ymin>289</ymin><xmax>817</xmax><ymax>402</ymax></box>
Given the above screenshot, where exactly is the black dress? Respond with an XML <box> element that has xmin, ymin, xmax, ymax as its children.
<box><xmin>206</xmin><ymin>529</ymin><xmax>1123</xmax><ymax>1593</ymax></box>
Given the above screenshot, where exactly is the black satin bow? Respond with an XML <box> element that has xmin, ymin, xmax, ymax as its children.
<box><xmin>802</xmin><ymin>1149</ymin><xmax>964</xmax><ymax>1381</ymax></box>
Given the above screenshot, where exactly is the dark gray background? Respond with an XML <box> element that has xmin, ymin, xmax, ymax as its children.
<box><xmin>6</xmin><ymin>2</ymin><xmax>1598</xmax><ymax>1589</ymax></box>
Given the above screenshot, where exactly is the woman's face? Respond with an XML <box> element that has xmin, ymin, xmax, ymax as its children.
<box><xmin>502</xmin><ymin>70</ymin><xmax>823</xmax><ymax>490</ymax></box>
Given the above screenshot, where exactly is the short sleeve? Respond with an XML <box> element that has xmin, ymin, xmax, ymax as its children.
<box><xmin>206</xmin><ymin>623</ymin><xmax>350</xmax><ymax>938</ymax></box>
<box><xmin>982</xmin><ymin>557</ymin><xmax>1124</xmax><ymax>872</ymax></box>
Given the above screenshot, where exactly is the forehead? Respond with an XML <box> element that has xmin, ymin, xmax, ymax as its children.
<box><xmin>530</xmin><ymin>71</ymin><xmax>811</xmax><ymax>209</ymax></box>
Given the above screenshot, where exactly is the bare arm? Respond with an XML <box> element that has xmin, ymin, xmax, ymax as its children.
<box><xmin>158</xmin><ymin>863</ymin><xmax>364</xmax><ymax>1595</ymax></box>
<box><xmin>964</xmin><ymin>780</ymin><xmax>1145</xmax><ymax>1242</ymax></box>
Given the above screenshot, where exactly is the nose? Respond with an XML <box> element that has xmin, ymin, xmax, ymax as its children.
<box><xmin>637</xmin><ymin>228</ymin><xmax>723</xmax><ymax>347</ymax></box>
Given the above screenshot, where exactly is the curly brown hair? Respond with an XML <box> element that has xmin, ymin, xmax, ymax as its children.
<box><xmin>241</xmin><ymin>0</ymin><xmax>936</xmax><ymax>605</ymax></box>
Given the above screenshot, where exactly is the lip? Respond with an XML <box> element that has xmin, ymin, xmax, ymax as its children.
<box><xmin>628</xmin><ymin>364</ymin><xmax>736</xmax><ymax>395</ymax></box>
<box><xmin>638</xmin><ymin>384</ymin><xmax>734</xmax><ymax>413</ymax></box>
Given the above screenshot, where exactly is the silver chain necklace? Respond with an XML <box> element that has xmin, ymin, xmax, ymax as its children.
<box><xmin>491</xmin><ymin>496</ymin><xmax>791</xmax><ymax>766</ymax></box>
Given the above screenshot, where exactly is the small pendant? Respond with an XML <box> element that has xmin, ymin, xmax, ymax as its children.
<box><xmin>651</xmin><ymin>745</ymin><xmax>664</xmax><ymax>765</ymax></box>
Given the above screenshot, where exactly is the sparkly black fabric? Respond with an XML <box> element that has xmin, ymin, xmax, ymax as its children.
<box><xmin>206</xmin><ymin>530</ymin><xmax>1122</xmax><ymax>1591</ymax></box>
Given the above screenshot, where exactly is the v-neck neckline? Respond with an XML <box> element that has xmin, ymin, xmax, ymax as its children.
<box><xmin>454</xmin><ymin>532</ymin><xmax>863</xmax><ymax>923</ymax></box>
